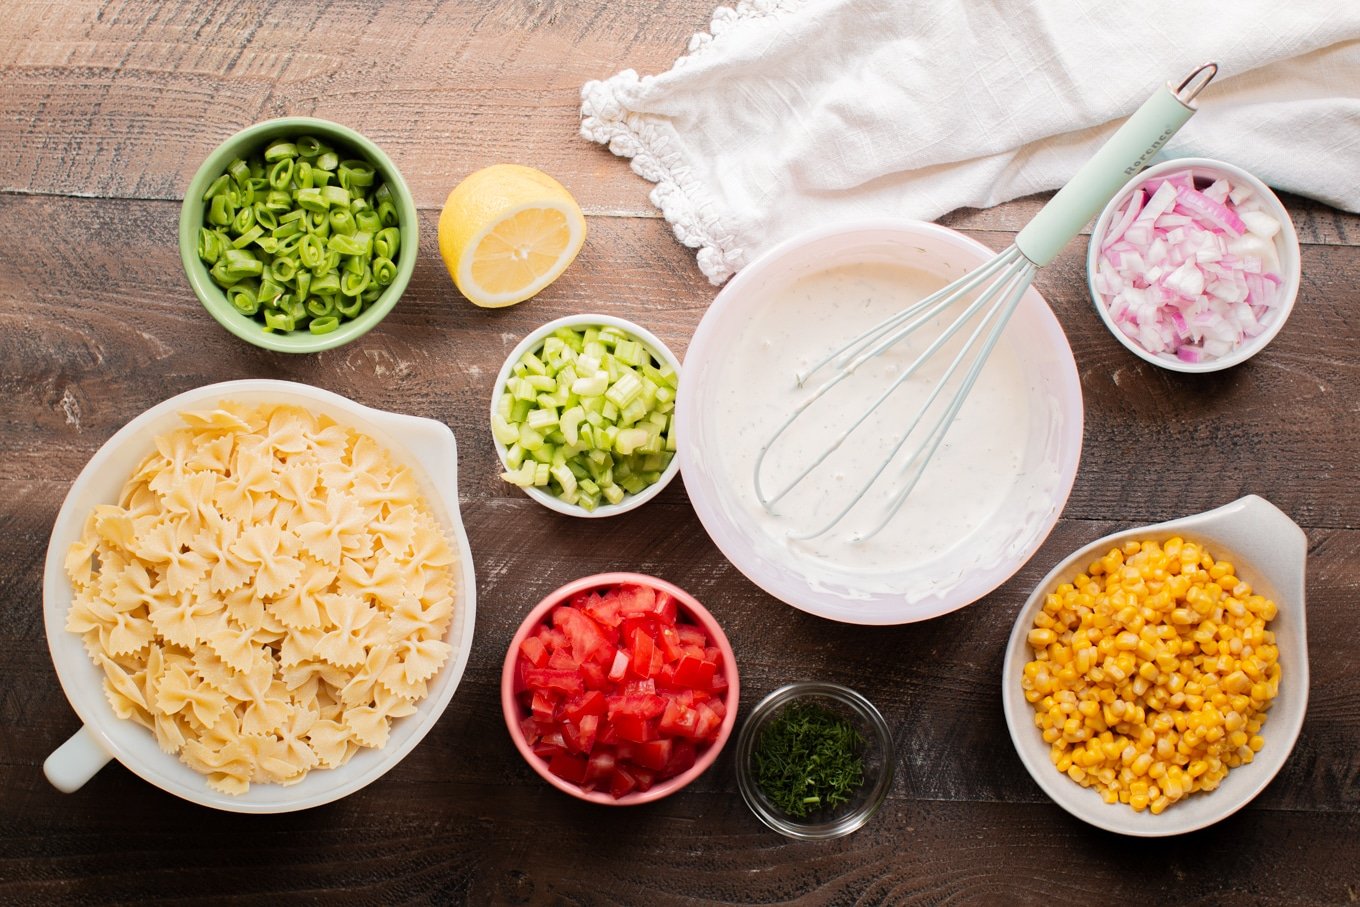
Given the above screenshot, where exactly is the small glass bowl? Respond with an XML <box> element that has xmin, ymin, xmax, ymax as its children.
<box><xmin>735</xmin><ymin>682</ymin><xmax>894</xmax><ymax>840</ymax></box>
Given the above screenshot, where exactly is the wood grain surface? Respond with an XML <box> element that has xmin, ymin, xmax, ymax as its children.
<box><xmin>3</xmin><ymin>2</ymin><xmax>1359</xmax><ymax>905</ymax></box>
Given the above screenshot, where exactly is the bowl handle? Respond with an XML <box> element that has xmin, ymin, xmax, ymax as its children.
<box><xmin>44</xmin><ymin>725</ymin><xmax>112</xmax><ymax>793</ymax></box>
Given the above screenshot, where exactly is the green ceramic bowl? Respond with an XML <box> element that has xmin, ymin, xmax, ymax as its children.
<box><xmin>179</xmin><ymin>117</ymin><xmax>418</xmax><ymax>353</ymax></box>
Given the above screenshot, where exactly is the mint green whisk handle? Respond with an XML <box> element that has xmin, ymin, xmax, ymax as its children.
<box><xmin>1015</xmin><ymin>63</ymin><xmax>1217</xmax><ymax>268</ymax></box>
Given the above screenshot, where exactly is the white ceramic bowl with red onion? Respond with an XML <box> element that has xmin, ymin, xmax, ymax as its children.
<box><xmin>1087</xmin><ymin>158</ymin><xmax>1300</xmax><ymax>374</ymax></box>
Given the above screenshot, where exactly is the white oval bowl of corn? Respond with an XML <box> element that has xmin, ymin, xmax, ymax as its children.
<box><xmin>1002</xmin><ymin>495</ymin><xmax>1308</xmax><ymax>836</ymax></box>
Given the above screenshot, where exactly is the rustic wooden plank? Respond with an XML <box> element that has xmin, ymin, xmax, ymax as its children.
<box><xmin>0</xmin><ymin>0</ymin><xmax>712</xmax><ymax>214</ymax></box>
<box><xmin>4</xmin><ymin>0</ymin><xmax>1356</xmax><ymax>249</ymax></box>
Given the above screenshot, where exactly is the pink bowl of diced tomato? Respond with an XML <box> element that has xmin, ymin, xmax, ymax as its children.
<box><xmin>501</xmin><ymin>572</ymin><xmax>739</xmax><ymax>804</ymax></box>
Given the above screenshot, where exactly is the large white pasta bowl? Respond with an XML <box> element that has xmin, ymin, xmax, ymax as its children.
<box><xmin>41</xmin><ymin>379</ymin><xmax>477</xmax><ymax>813</ymax></box>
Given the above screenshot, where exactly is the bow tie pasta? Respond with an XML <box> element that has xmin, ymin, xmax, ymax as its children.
<box><xmin>64</xmin><ymin>401</ymin><xmax>458</xmax><ymax>794</ymax></box>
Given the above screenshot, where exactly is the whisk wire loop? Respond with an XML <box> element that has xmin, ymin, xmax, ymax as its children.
<box><xmin>783</xmin><ymin>252</ymin><xmax>1036</xmax><ymax>541</ymax></box>
<box><xmin>755</xmin><ymin>248</ymin><xmax>1029</xmax><ymax>514</ymax></box>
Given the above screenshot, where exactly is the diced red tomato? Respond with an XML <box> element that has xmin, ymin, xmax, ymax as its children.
<box><xmin>582</xmin><ymin>593</ymin><xmax>623</xmax><ymax>629</ymax></box>
<box><xmin>531</xmin><ymin>690</ymin><xmax>556</xmax><ymax>723</ymax></box>
<box><xmin>607</xmin><ymin>649</ymin><xmax>630</xmax><ymax>683</ymax></box>
<box><xmin>656</xmin><ymin>625</ymin><xmax>683</xmax><ymax>663</ymax></box>
<box><xmin>652</xmin><ymin>591</ymin><xmax>678</xmax><ymax>623</ymax></box>
<box><xmin>628</xmin><ymin>627</ymin><xmax>656</xmax><ymax>679</ymax></box>
<box><xmin>673</xmin><ymin>654</ymin><xmax>717</xmax><ymax>691</ymax></box>
<box><xmin>516</xmin><ymin>580</ymin><xmax>731</xmax><ymax>799</ymax></box>
<box><xmin>659</xmin><ymin>697</ymin><xmax>699</xmax><ymax>737</ymax></box>
<box><xmin>577</xmin><ymin>714</ymin><xmax>599</xmax><ymax>754</ymax></box>
<box><xmin>676</xmin><ymin>625</ymin><xmax>706</xmax><ymax>647</ymax></box>
<box><xmin>631</xmin><ymin>739</ymin><xmax>672</xmax><ymax>771</ymax></box>
<box><xmin>693</xmin><ymin>702</ymin><xmax>722</xmax><ymax>741</ymax></box>
<box><xmin>563</xmin><ymin>690</ymin><xmax>607</xmax><ymax>722</ymax></box>
<box><xmin>616</xmin><ymin>584</ymin><xmax>656</xmax><ymax>615</ymax></box>
<box><xmin>609</xmin><ymin>765</ymin><xmax>638</xmax><ymax>798</ymax></box>
<box><xmin>580</xmin><ymin>661</ymin><xmax>608</xmax><ymax>690</ymax></box>
<box><xmin>611</xmin><ymin>712</ymin><xmax>656</xmax><ymax>744</ymax></box>
<box><xmin>524</xmin><ymin>668</ymin><xmax>583</xmax><ymax>696</ymax></box>
<box><xmin>586</xmin><ymin>747</ymin><xmax>616</xmax><ymax>781</ymax></box>
<box><xmin>520</xmin><ymin>636</ymin><xmax>548</xmax><ymax>667</ymax></box>
<box><xmin>553</xmin><ymin>605</ymin><xmax>610</xmax><ymax>663</ymax></box>
<box><xmin>665</xmin><ymin>738</ymin><xmax>696</xmax><ymax>777</ymax></box>
<box><xmin>548</xmin><ymin>751</ymin><xmax>589</xmax><ymax>785</ymax></box>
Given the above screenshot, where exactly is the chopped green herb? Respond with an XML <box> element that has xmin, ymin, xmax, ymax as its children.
<box><xmin>753</xmin><ymin>700</ymin><xmax>865</xmax><ymax>818</ymax></box>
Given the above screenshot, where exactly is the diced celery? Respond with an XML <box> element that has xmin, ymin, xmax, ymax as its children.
<box><xmin>495</xmin><ymin>322</ymin><xmax>680</xmax><ymax>509</ymax></box>
<box><xmin>560</xmin><ymin>406</ymin><xmax>585</xmax><ymax>446</ymax></box>
<box><xmin>613</xmin><ymin>338</ymin><xmax>642</xmax><ymax>366</ymax></box>
<box><xmin>525</xmin><ymin>407</ymin><xmax>558</xmax><ymax>432</ymax></box>
<box><xmin>551</xmin><ymin>464</ymin><xmax>577</xmax><ymax>496</ymax></box>
<box><xmin>522</xmin><ymin>351</ymin><xmax>548</xmax><ymax>376</ymax></box>
<box><xmin>501</xmin><ymin>464</ymin><xmax>533</xmax><ymax>487</ymax></box>
<box><xmin>620</xmin><ymin>396</ymin><xmax>648</xmax><ymax>425</ymax></box>
<box><xmin>571</xmin><ymin>372</ymin><xmax>609</xmax><ymax>397</ymax></box>
<box><xmin>615</xmin><ymin>427</ymin><xmax>649</xmax><ymax>455</ymax></box>
<box><xmin>492</xmin><ymin>413</ymin><xmax>520</xmax><ymax>446</ymax></box>
<box><xmin>519</xmin><ymin>425</ymin><xmax>545</xmax><ymax>451</ymax></box>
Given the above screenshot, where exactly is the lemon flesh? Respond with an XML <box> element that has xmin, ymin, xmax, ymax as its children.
<box><xmin>438</xmin><ymin>165</ymin><xmax>586</xmax><ymax>308</ymax></box>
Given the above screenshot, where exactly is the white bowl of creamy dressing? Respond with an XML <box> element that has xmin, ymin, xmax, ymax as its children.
<box><xmin>677</xmin><ymin>219</ymin><xmax>1083</xmax><ymax>624</ymax></box>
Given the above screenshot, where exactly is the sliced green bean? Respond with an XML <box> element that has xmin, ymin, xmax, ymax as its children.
<box><xmin>197</xmin><ymin>131</ymin><xmax>401</xmax><ymax>335</ymax></box>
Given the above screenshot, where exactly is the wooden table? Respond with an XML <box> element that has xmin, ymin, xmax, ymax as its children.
<box><xmin>3</xmin><ymin>2</ymin><xmax>1357</xmax><ymax>903</ymax></box>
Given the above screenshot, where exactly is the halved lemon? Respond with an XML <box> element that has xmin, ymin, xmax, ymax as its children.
<box><xmin>437</xmin><ymin>164</ymin><xmax>587</xmax><ymax>308</ymax></box>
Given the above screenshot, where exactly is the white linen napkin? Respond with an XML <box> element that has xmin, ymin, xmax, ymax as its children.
<box><xmin>581</xmin><ymin>0</ymin><xmax>1360</xmax><ymax>284</ymax></box>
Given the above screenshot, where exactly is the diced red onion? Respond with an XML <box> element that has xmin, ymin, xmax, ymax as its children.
<box><xmin>1094</xmin><ymin>169</ymin><xmax>1284</xmax><ymax>364</ymax></box>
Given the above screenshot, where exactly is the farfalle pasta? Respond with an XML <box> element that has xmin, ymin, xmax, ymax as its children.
<box><xmin>64</xmin><ymin>401</ymin><xmax>457</xmax><ymax>794</ymax></box>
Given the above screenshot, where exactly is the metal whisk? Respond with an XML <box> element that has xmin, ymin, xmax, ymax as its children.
<box><xmin>754</xmin><ymin>63</ymin><xmax>1219</xmax><ymax>541</ymax></box>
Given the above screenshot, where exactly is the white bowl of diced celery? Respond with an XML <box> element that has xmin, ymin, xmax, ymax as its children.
<box><xmin>490</xmin><ymin>314</ymin><xmax>682</xmax><ymax>516</ymax></box>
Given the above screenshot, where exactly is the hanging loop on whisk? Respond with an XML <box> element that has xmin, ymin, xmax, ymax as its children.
<box><xmin>1174</xmin><ymin>62</ymin><xmax>1218</xmax><ymax>106</ymax></box>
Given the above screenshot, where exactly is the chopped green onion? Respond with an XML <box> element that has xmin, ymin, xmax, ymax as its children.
<box><xmin>196</xmin><ymin>131</ymin><xmax>401</xmax><ymax>335</ymax></box>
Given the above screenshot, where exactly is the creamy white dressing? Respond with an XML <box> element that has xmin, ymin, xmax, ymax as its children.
<box><xmin>709</xmin><ymin>261</ymin><xmax>1052</xmax><ymax>589</ymax></box>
